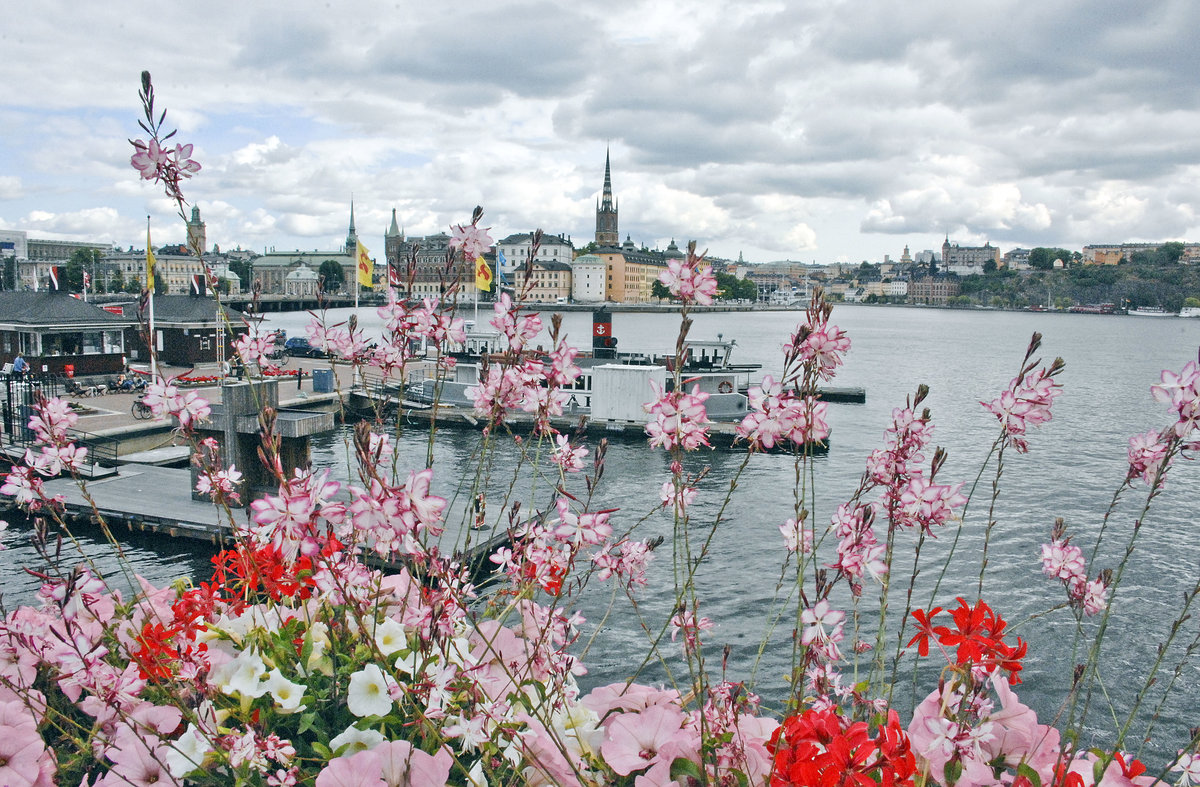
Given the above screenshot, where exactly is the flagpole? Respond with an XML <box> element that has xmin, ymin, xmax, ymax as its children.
<box><xmin>147</xmin><ymin>215</ymin><xmax>158</xmax><ymax>381</ymax></box>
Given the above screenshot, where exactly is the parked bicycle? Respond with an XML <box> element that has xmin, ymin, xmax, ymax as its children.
<box><xmin>131</xmin><ymin>396</ymin><xmax>153</xmax><ymax>420</ymax></box>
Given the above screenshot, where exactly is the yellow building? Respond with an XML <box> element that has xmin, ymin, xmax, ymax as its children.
<box><xmin>596</xmin><ymin>240</ymin><xmax>669</xmax><ymax>303</ymax></box>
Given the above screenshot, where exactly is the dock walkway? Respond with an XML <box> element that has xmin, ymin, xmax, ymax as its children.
<box><xmin>41</xmin><ymin>464</ymin><xmax>237</xmax><ymax>544</ymax></box>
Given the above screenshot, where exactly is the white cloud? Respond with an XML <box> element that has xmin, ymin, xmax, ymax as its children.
<box><xmin>2</xmin><ymin>0</ymin><xmax>1200</xmax><ymax>262</ymax></box>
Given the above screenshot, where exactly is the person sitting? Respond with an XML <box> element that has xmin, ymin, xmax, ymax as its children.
<box><xmin>12</xmin><ymin>355</ymin><xmax>29</xmax><ymax>377</ymax></box>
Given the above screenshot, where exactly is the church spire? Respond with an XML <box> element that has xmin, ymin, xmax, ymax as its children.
<box><xmin>595</xmin><ymin>148</ymin><xmax>619</xmax><ymax>246</ymax></box>
<box><xmin>346</xmin><ymin>199</ymin><xmax>359</xmax><ymax>253</ymax></box>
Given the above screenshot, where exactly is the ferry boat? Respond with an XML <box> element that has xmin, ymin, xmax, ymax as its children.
<box><xmin>1179</xmin><ymin>306</ymin><xmax>1200</xmax><ymax>318</ymax></box>
<box><xmin>1128</xmin><ymin>306</ymin><xmax>1172</xmax><ymax>317</ymax></box>
<box><xmin>401</xmin><ymin>310</ymin><xmax>760</xmax><ymax>423</ymax></box>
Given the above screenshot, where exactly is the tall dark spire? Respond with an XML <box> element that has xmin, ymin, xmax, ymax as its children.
<box><xmin>595</xmin><ymin>148</ymin><xmax>619</xmax><ymax>246</ymax></box>
<box><xmin>346</xmin><ymin>199</ymin><xmax>359</xmax><ymax>253</ymax></box>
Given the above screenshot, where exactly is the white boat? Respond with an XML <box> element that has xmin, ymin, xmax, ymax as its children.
<box><xmin>1179</xmin><ymin>306</ymin><xmax>1200</xmax><ymax>318</ymax></box>
<box><xmin>1128</xmin><ymin>306</ymin><xmax>1172</xmax><ymax>317</ymax></box>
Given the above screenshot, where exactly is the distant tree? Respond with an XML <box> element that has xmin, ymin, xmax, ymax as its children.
<box><xmin>229</xmin><ymin>258</ymin><xmax>252</xmax><ymax>290</ymax></box>
<box><xmin>983</xmin><ymin>259</ymin><xmax>998</xmax><ymax>274</ymax></box>
<box><xmin>154</xmin><ymin>270</ymin><xmax>167</xmax><ymax>295</ymax></box>
<box><xmin>67</xmin><ymin>248</ymin><xmax>103</xmax><ymax>292</ymax></box>
<box><xmin>1185</xmin><ymin>296</ymin><xmax>1200</xmax><ymax>308</ymax></box>
<box><xmin>651</xmin><ymin>280</ymin><xmax>672</xmax><ymax>300</ymax></box>
<box><xmin>1161</xmin><ymin>242</ymin><xmax>1186</xmax><ymax>264</ymax></box>
<box><xmin>2</xmin><ymin>255</ymin><xmax>15</xmax><ymax>291</ymax></box>
<box><xmin>108</xmin><ymin>268</ymin><xmax>125</xmax><ymax>294</ymax></box>
<box><xmin>318</xmin><ymin>259</ymin><xmax>344</xmax><ymax>292</ymax></box>
<box><xmin>1028</xmin><ymin>247</ymin><xmax>1074</xmax><ymax>270</ymax></box>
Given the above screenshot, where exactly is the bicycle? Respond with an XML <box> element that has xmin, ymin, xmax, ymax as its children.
<box><xmin>131</xmin><ymin>396</ymin><xmax>153</xmax><ymax>420</ymax></box>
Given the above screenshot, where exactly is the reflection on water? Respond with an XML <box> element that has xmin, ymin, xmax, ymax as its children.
<box><xmin>4</xmin><ymin>306</ymin><xmax>1200</xmax><ymax>764</ymax></box>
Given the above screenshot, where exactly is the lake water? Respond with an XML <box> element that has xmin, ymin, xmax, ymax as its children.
<box><xmin>4</xmin><ymin>304</ymin><xmax>1200</xmax><ymax>765</ymax></box>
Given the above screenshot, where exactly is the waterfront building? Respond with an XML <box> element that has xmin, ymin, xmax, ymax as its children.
<box><xmin>382</xmin><ymin>210</ymin><xmax>489</xmax><ymax>299</ymax></box>
<box><xmin>908</xmin><ymin>274</ymin><xmax>962</xmax><ymax>305</ymax></box>
<box><xmin>120</xmin><ymin>295</ymin><xmax>249</xmax><ymax>367</ymax></box>
<box><xmin>571</xmin><ymin>253</ymin><xmax>606</xmax><ymax>303</ymax></box>
<box><xmin>884</xmin><ymin>278</ymin><xmax>909</xmax><ymax>298</ymax></box>
<box><xmin>527</xmin><ymin>260</ymin><xmax>573</xmax><ymax>303</ymax></box>
<box><xmin>0</xmin><ymin>290</ymin><xmax>131</xmax><ymax>376</ymax></box>
<box><xmin>495</xmin><ymin>232</ymin><xmax>575</xmax><ymax>280</ymax></box>
<box><xmin>595</xmin><ymin>238</ymin><xmax>668</xmax><ymax>303</ymax></box>
<box><xmin>104</xmin><ymin>247</ymin><xmax>209</xmax><ymax>294</ymax></box>
<box><xmin>0</xmin><ymin>229</ymin><xmax>28</xmax><ymax>260</ymax></box>
<box><xmin>252</xmin><ymin>205</ymin><xmax>362</xmax><ymax>295</ymax></box>
<box><xmin>941</xmin><ymin>237</ymin><xmax>1000</xmax><ymax>275</ymax></box>
<box><xmin>1004</xmin><ymin>248</ymin><xmax>1032</xmax><ymax>270</ymax></box>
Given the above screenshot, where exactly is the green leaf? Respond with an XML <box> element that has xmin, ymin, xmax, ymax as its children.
<box><xmin>1016</xmin><ymin>763</ymin><xmax>1042</xmax><ymax>787</ymax></box>
<box><xmin>943</xmin><ymin>758</ymin><xmax>963</xmax><ymax>786</ymax></box>
<box><xmin>297</xmin><ymin>712</ymin><xmax>318</xmax><ymax>735</ymax></box>
<box><xmin>670</xmin><ymin>757</ymin><xmax>705</xmax><ymax>782</ymax></box>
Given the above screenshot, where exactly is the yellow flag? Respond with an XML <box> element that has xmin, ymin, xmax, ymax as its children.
<box><xmin>475</xmin><ymin>256</ymin><xmax>492</xmax><ymax>292</ymax></box>
<box><xmin>356</xmin><ymin>240</ymin><xmax>373</xmax><ymax>288</ymax></box>
<box><xmin>146</xmin><ymin>226</ymin><xmax>157</xmax><ymax>287</ymax></box>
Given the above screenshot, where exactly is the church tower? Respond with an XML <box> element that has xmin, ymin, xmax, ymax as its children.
<box><xmin>346</xmin><ymin>201</ymin><xmax>359</xmax><ymax>253</ymax></box>
<box><xmin>385</xmin><ymin>208</ymin><xmax>405</xmax><ymax>270</ymax></box>
<box><xmin>186</xmin><ymin>205</ymin><xmax>207</xmax><ymax>255</ymax></box>
<box><xmin>595</xmin><ymin>150</ymin><xmax>619</xmax><ymax>246</ymax></box>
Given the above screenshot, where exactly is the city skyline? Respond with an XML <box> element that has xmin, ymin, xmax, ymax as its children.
<box><xmin>2</xmin><ymin>1</ymin><xmax>1200</xmax><ymax>264</ymax></box>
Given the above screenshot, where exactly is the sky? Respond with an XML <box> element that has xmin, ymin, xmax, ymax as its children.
<box><xmin>3</xmin><ymin>1</ymin><xmax>1200</xmax><ymax>265</ymax></box>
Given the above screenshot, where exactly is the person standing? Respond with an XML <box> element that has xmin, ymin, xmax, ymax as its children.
<box><xmin>12</xmin><ymin>355</ymin><xmax>29</xmax><ymax>377</ymax></box>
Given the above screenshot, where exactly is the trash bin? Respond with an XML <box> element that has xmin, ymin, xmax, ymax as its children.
<box><xmin>312</xmin><ymin>368</ymin><xmax>334</xmax><ymax>393</ymax></box>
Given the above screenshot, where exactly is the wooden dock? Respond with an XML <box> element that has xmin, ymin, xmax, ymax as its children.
<box><xmin>39</xmin><ymin>465</ymin><xmax>236</xmax><ymax>544</ymax></box>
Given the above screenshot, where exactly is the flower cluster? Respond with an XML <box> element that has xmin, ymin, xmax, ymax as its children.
<box><xmin>1040</xmin><ymin>521</ymin><xmax>1109</xmax><ymax>617</ymax></box>
<box><xmin>644</xmin><ymin>379</ymin><xmax>712</xmax><ymax>450</ymax></box>
<box><xmin>982</xmin><ymin>348</ymin><xmax>1065</xmax><ymax>453</ymax></box>
<box><xmin>1152</xmin><ymin>360</ymin><xmax>1200</xmax><ymax>438</ymax></box>
<box><xmin>737</xmin><ymin>374</ymin><xmax>831</xmax><ymax>451</ymax></box>
<box><xmin>659</xmin><ymin>242</ymin><xmax>718</xmax><ymax>305</ymax></box>
<box><xmin>769</xmin><ymin>706</ymin><xmax>915</xmax><ymax>787</ymax></box>
<box><xmin>143</xmin><ymin>377</ymin><xmax>213</xmax><ymax>431</ymax></box>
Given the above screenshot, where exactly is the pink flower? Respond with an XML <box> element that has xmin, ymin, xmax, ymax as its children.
<box><xmin>1040</xmin><ymin>539</ymin><xmax>1085</xmax><ymax>584</ymax></box>
<box><xmin>449</xmin><ymin>222</ymin><xmax>494</xmax><ymax>260</ymax></box>
<box><xmin>659</xmin><ymin>252</ymin><xmax>718</xmax><ymax>305</ymax></box>
<box><xmin>982</xmin><ymin>362</ymin><xmax>1064</xmax><ymax>453</ymax></box>
<box><xmin>130</xmin><ymin>139</ymin><xmax>170</xmax><ymax>180</ymax></box>
<box><xmin>600</xmin><ymin>703</ymin><xmax>688</xmax><ymax>775</ymax></box>
<box><xmin>314</xmin><ymin>750</ymin><xmax>386</xmax><ymax>787</ymax></box>
<box><xmin>644</xmin><ymin>380</ymin><xmax>711</xmax><ymax>451</ymax></box>
<box><xmin>592</xmin><ymin>540</ymin><xmax>655</xmax><ymax>588</ymax></box>
<box><xmin>0</xmin><ymin>721</ymin><xmax>46</xmax><ymax>786</ymax></box>
<box><xmin>550</xmin><ymin>435</ymin><xmax>587</xmax><ymax>473</ymax></box>
<box><xmin>1127</xmin><ymin>430</ymin><xmax>1170</xmax><ymax>486</ymax></box>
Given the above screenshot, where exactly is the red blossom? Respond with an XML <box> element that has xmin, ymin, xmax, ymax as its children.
<box><xmin>908</xmin><ymin>598</ymin><xmax>1027</xmax><ymax>683</ymax></box>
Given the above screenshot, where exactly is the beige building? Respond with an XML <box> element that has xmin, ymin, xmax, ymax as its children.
<box><xmin>596</xmin><ymin>240</ymin><xmax>668</xmax><ymax>303</ymax></box>
<box><xmin>527</xmin><ymin>260</ymin><xmax>573</xmax><ymax>303</ymax></box>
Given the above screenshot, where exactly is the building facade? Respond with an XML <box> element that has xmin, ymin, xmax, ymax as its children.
<box><xmin>571</xmin><ymin>253</ymin><xmax>606</xmax><ymax>303</ymax></box>
<box><xmin>495</xmin><ymin>232</ymin><xmax>575</xmax><ymax>280</ymax></box>
<box><xmin>941</xmin><ymin>238</ymin><xmax>1000</xmax><ymax>275</ymax></box>
<box><xmin>908</xmin><ymin>274</ymin><xmax>962</xmax><ymax>305</ymax></box>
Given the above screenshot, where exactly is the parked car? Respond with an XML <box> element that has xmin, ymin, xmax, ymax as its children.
<box><xmin>283</xmin><ymin>337</ymin><xmax>326</xmax><ymax>358</ymax></box>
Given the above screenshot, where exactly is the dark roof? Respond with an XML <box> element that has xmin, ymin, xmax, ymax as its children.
<box><xmin>119</xmin><ymin>295</ymin><xmax>246</xmax><ymax>326</ymax></box>
<box><xmin>0</xmin><ymin>292</ymin><xmax>134</xmax><ymax>328</ymax></box>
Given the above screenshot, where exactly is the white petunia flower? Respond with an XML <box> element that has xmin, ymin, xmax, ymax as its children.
<box><xmin>264</xmin><ymin>668</ymin><xmax>307</xmax><ymax>713</ymax></box>
<box><xmin>330</xmin><ymin>726</ymin><xmax>386</xmax><ymax>755</ymax></box>
<box><xmin>163</xmin><ymin>724</ymin><xmax>213</xmax><ymax>779</ymax></box>
<box><xmin>346</xmin><ymin>663</ymin><xmax>395</xmax><ymax>718</ymax></box>
<box><xmin>373</xmin><ymin>618</ymin><xmax>409</xmax><ymax>657</ymax></box>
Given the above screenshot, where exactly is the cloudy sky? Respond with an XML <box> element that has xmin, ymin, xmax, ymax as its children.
<box><xmin>3</xmin><ymin>1</ymin><xmax>1199</xmax><ymax>264</ymax></box>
